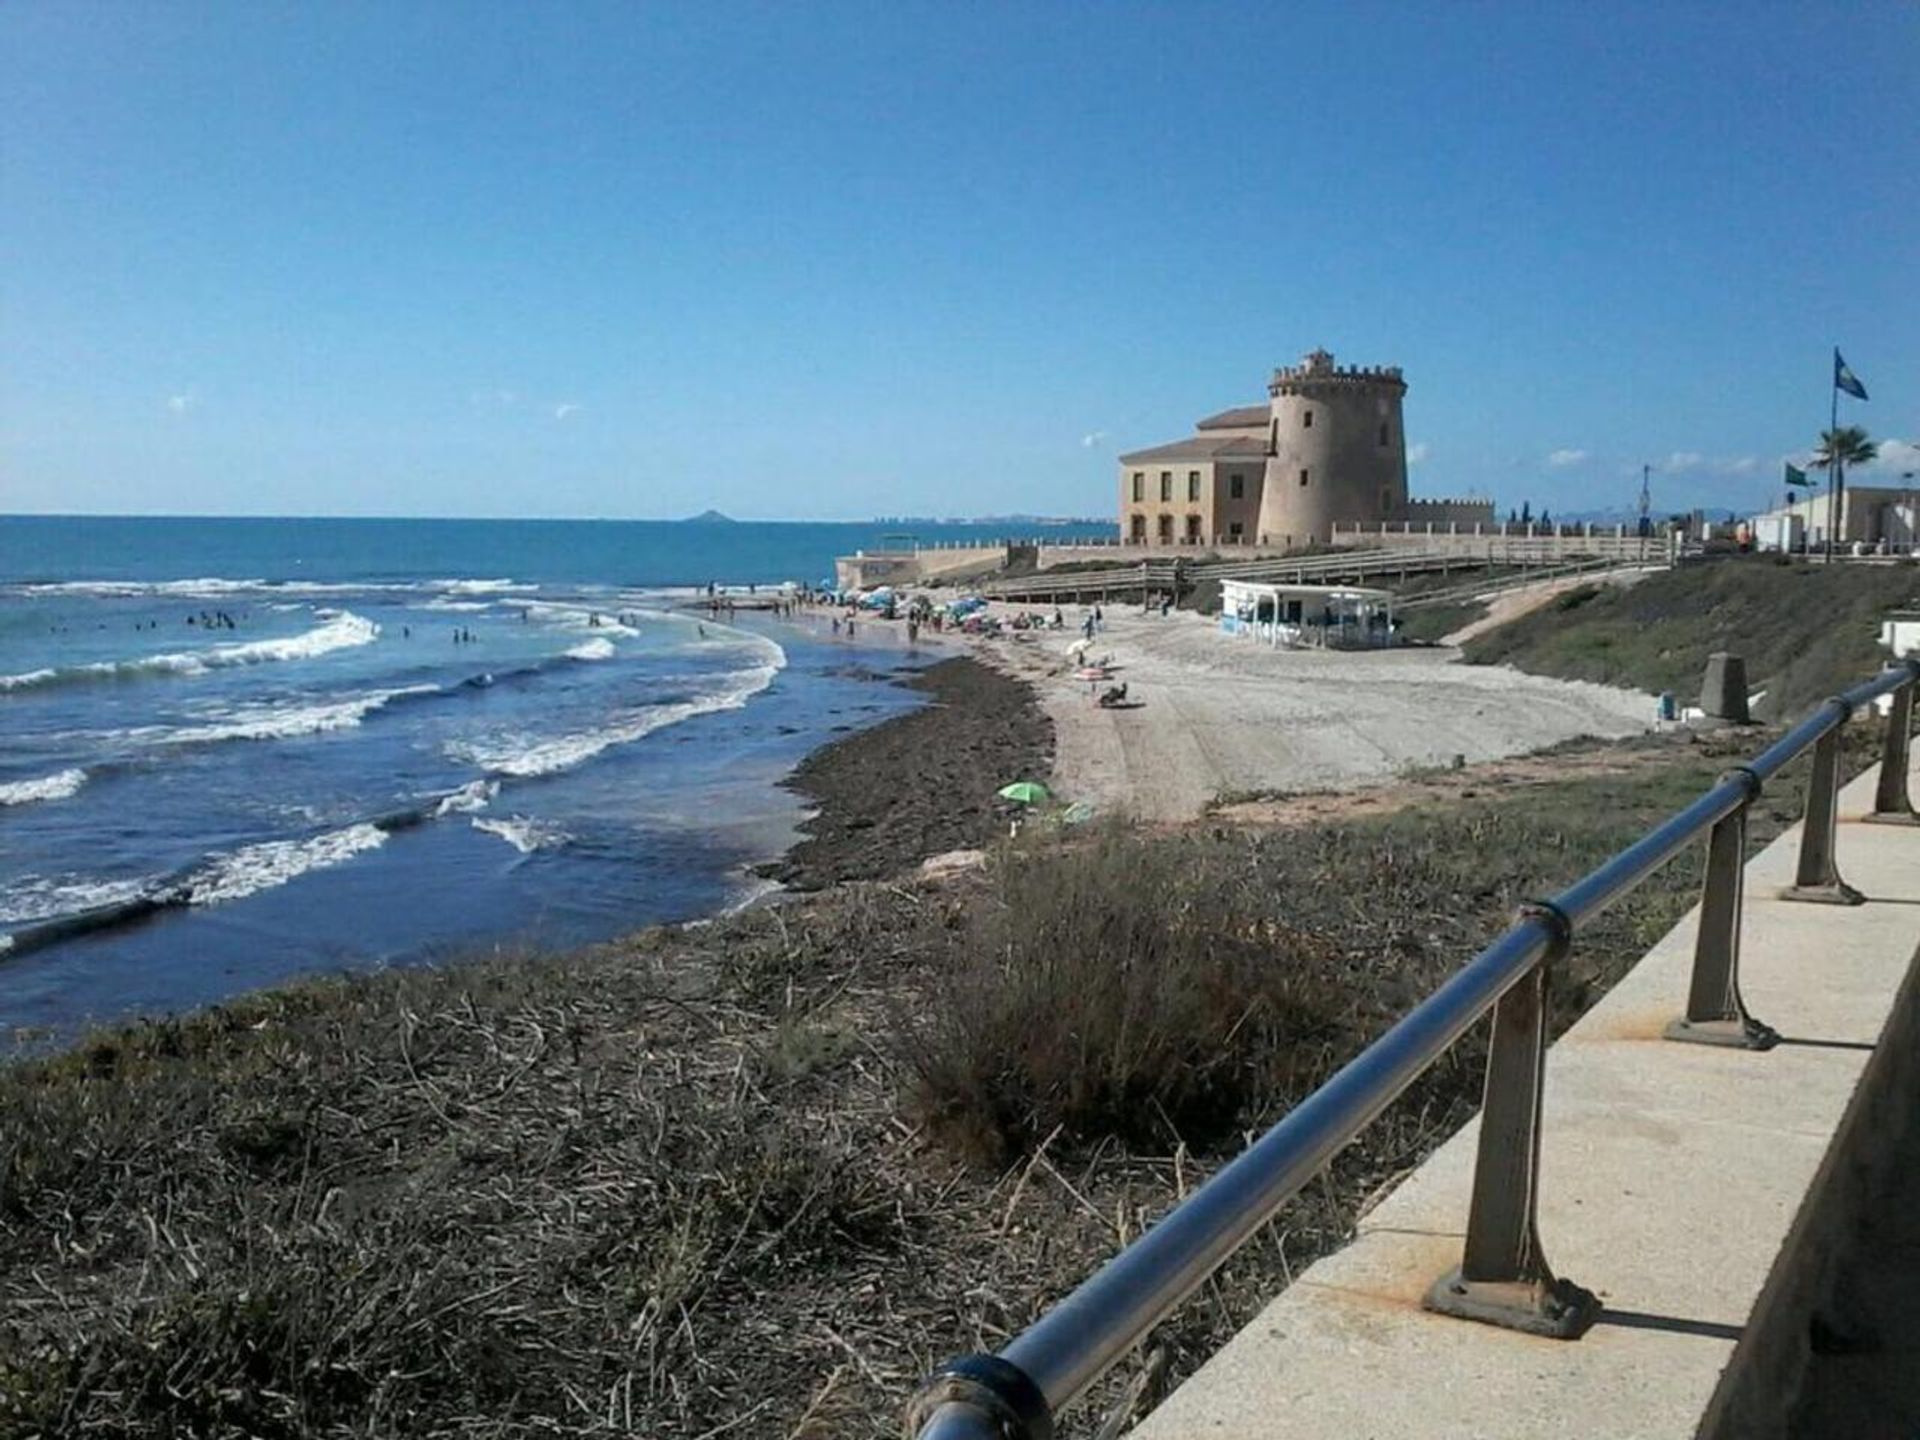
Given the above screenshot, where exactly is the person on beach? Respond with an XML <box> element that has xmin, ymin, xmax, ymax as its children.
<box><xmin>832</xmin><ymin>616</ymin><xmax>841</xmax><ymax>634</ymax></box>
<box><xmin>1094</xmin><ymin>604</ymin><xmax>1104</xmax><ymax>630</ymax></box>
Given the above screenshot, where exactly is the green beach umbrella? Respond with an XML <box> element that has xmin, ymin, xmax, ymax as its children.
<box><xmin>997</xmin><ymin>781</ymin><xmax>1051</xmax><ymax>806</ymax></box>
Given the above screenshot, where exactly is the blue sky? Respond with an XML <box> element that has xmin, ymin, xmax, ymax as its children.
<box><xmin>2</xmin><ymin>1</ymin><xmax>1914</xmax><ymax>521</ymax></box>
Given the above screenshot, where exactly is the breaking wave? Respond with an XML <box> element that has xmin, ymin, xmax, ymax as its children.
<box><xmin>472</xmin><ymin>815</ymin><xmax>570</xmax><ymax>854</ymax></box>
<box><xmin>435</xmin><ymin>779</ymin><xmax>499</xmax><ymax>816</ymax></box>
<box><xmin>565</xmin><ymin>637</ymin><xmax>616</xmax><ymax>662</ymax></box>
<box><xmin>0</xmin><ymin>611</ymin><xmax>380</xmax><ymax>692</ymax></box>
<box><xmin>185</xmin><ymin>824</ymin><xmax>389</xmax><ymax>905</ymax></box>
<box><xmin>0</xmin><ymin>768</ymin><xmax>88</xmax><ymax>807</ymax></box>
<box><xmin>144</xmin><ymin>685</ymin><xmax>442</xmax><ymax>746</ymax></box>
<box><xmin>0</xmin><ymin>874</ymin><xmax>155</xmax><ymax>926</ymax></box>
<box><xmin>448</xmin><ymin>651</ymin><xmax>783</xmax><ymax>779</ymax></box>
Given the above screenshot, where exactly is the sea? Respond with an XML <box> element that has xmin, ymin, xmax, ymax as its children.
<box><xmin>0</xmin><ymin>515</ymin><xmax>1106</xmax><ymax>1045</ymax></box>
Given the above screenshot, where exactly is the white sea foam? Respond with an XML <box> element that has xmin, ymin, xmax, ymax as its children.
<box><xmin>184</xmin><ymin>824</ymin><xmax>388</xmax><ymax>905</ymax></box>
<box><xmin>417</xmin><ymin>598</ymin><xmax>491</xmax><ymax>612</ymax></box>
<box><xmin>150</xmin><ymin>684</ymin><xmax>439</xmax><ymax>746</ymax></box>
<box><xmin>0</xmin><ymin>768</ymin><xmax>89</xmax><ymax>807</ymax></box>
<box><xmin>0</xmin><ymin>874</ymin><xmax>154</xmax><ymax>925</ymax></box>
<box><xmin>472</xmin><ymin>815</ymin><xmax>570</xmax><ymax>853</ymax></box>
<box><xmin>0</xmin><ymin>611</ymin><xmax>381</xmax><ymax>692</ymax></box>
<box><xmin>435</xmin><ymin>778</ymin><xmax>500</xmax><ymax>816</ymax></box>
<box><xmin>565</xmin><ymin>637</ymin><xmax>616</xmax><ymax>661</ymax></box>
<box><xmin>525</xmin><ymin>601</ymin><xmax>640</xmax><ymax>637</ymax></box>
<box><xmin>434</xmin><ymin>578</ymin><xmax>530</xmax><ymax>595</ymax></box>
<box><xmin>449</xmin><ymin>653</ymin><xmax>783</xmax><ymax>779</ymax></box>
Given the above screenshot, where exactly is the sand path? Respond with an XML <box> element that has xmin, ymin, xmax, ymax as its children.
<box><xmin>978</xmin><ymin>606</ymin><xmax>1653</xmax><ymax>822</ymax></box>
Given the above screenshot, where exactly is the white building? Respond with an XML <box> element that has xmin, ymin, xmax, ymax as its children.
<box><xmin>1218</xmin><ymin>579</ymin><xmax>1397</xmax><ymax>649</ymax></box>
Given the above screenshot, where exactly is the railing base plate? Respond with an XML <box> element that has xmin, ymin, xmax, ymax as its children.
<box><xmin>1780</xmin><ymin>881</ymin><xmax>1866</xmax><ymax>905</ymax></box>
<box><xmin>1860</xmin><ymin>811</ymin><xmax>1920</xmax><ymax>827</ymax></box>
<box><xmin>1663</xmin><ymin>1016</ymin><xmax>1780</xmax><ymax>1050</ymax></box>
<box><xmin>1423</xmin><ymin>1272</ymin><xmax>1600</xmax><ymax>1339</ymax></box>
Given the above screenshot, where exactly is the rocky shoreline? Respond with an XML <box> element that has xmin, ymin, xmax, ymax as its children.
<box><xmin>758</xmin><ymin>654</ymin><xmax>1053</xmax><ymax>891</ymax></box>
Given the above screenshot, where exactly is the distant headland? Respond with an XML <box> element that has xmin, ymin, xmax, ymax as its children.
<box><xmin>682</xmin><ymin>509</ymin><xmax>736</xmax><ymax>524</ymax></box>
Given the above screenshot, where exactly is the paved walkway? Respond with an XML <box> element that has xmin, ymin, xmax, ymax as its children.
<box><xmin>1132</xmin><ymin>744</ymin><xmax>1920</xmax><ymax>1439</ymax></box>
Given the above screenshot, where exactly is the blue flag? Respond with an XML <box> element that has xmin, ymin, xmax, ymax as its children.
<box><xmin>1835</xmin><ymin>349</ymin><xmax>1869</xmax><ymax>401</ymax></box>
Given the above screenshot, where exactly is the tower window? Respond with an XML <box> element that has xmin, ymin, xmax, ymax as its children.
<box><xmin>1160</xmin><ymin>472</ymin><xmax>1172</xmax><ymax>502</ymax></box>
<box><xmin>1131</xmin><ymin>472</ymin><xmax>1143</xmax><ymax>502</ymax></box>
<box><xmin>1299</xmin><ymin>468</ymin><xmax>1310</xmax><ymax>487</ymax></box>
<box><xmin>1303</xmin><ymin>410</ymin><xmax>1313</xmax><ymax>428</ymax></box>
<box><xmin>1187</xmin><ymin>470</ymin><xmax>1201</xmax><ymax>501</ymax></box>
<box><xmin>1229</xmin><ymin>473</ymin><xmax>1245</xmax><ymax>500</ymax></box>
<box><xmin>1379</xmin><ymin>423</ymin><xmax>1390</xmax><ymax>446</ymax></box>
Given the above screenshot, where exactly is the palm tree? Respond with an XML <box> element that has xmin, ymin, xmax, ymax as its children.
<box><xmin>1810</xmin><ymin>426</ymin><xmax>1877</xmax><ymax>558</ymax></box>
<box><xmin>1811</xmin><ymin>425</ymin><xmax>1877</xmax><ymax>472</ymax></box>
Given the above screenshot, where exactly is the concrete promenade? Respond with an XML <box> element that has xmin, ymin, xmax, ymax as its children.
<box><xmin>1130</xmin><ymin>743</ymin><xmax>1920</xmax><ymax>1439</ymax></box>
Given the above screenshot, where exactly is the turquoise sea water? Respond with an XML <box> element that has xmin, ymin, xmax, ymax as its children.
<box><xmin>0</xmin><ymin>515</ymin><xmax>1104</xmax><ymax>1043</ymax></box>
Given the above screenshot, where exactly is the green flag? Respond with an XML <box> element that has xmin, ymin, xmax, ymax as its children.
<box><xmin>1784</xmin><ymin>462</ymin><xmax>1815</xmax><ymax>488</ymax></box>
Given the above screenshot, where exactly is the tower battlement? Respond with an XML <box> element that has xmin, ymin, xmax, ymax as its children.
<box><xmin>1269</xmin><ymin>348</ymin><xmax>1406</xmax><ymax>397</ymax></box>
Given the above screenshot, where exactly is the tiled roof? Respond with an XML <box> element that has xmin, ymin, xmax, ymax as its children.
<box><xmin>1118</xmin><ymin>434</ymin><xmax>1270</xmax><ymax>464</ymax></box>
<box><xmin>1195</xmin><ymin>404</ymin><xmax>1270</xmax><ymax>430</ymax></box>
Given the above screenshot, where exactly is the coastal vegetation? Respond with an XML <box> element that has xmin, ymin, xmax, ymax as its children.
<box><xmin>0</xmin><ymin>722</ymin><xmax>1858</xmax><ymax>1439</ymax></box>
<box><xmin>1457</xmin><ymin>556</ymin><xmax>1920</xmax><ymax>717</ymax></box>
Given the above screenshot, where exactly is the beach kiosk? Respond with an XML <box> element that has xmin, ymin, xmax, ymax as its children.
<box><xmin>1217</xmin><ymin>579</ymin><xmax>1396</xmax><ymax>650</ymax></box>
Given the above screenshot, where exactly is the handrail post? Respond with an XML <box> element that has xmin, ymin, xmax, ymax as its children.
<box><xmin>1424</xmin><ymin>907</ymin><xmax>1599</xmax><ymax>1339</ymax></box>
<box><xmin>1782</xmin><ymin>699</ymin><xmax>1865</xmax><ymax>905</ymax></box>
<box><xmin>1864</xmin><ymin>660</ymin><xmax>1920</xmax><ymax>825</ymax></box>
<box><xmin>1666</xmin><ymin>771</ymin><xmax>1779</xmax><ymax>1049</ymax></box>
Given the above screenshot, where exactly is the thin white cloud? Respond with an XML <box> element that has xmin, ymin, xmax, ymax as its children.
<box><xmin>1080</xmin><ymin>431</ymin><xmax>1106</xmax><ymax>449</ymax></box>
<box><xmin>1406</xmin><ymin>441</ymin><xmax>1430</xmax><ymax>465</ymax></box>
<box><xmin>553</xmin><ymin>402</ymin><xmax>583</xmax><ymax>421</ymax></box>
<box><xmin>1666</xmin><ymin>451</ymin><xmax>1704</xmax><ymax>472</ymax></box>
<box><xmin>1715</xmin><ymin>456</ymin><xmax>1758</xmax><ymax>475</ymax></box>
<box><xmin>1547</xmin><ymin>448</ymin><xmax>1589</xmax><ymax>468</ymax></box>
<box><xmin>1858</xmin><ymin>437</ymin><xmax>1920</xmax><ymax>474</ymax></box>
<box><xmin>166</xmin><ymin>393</ymin><xmax>194</xmax><ymax>415</ymax></box>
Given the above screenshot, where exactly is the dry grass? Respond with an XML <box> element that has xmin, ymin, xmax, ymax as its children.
<box><xmin>0</xmin><ymin>725</ymin><xmax>1859</xmax><ymax>1438</ymax></box>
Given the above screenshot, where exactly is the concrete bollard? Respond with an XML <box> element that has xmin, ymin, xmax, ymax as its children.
<box><xmin>1700</xmin><ymin>652</ymin><xmax>1752</xmax><ymax>724</ymax></box>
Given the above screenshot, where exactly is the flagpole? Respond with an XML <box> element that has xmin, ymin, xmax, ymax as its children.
<box><xmin>1832</xmin><ymin>355</ymin><xmax>1844</xmax><ymax>561</ymax></box>
<box><xmin>1824</xmin><ymin>350</ymin><xmax>1838</xmax><ymax>563</ymax></box>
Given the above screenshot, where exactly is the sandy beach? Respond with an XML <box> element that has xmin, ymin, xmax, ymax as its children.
<box><xmin>975</xmin><ymin>604</ymin><xmax>1654</xmax><ymax>822</ymax></box>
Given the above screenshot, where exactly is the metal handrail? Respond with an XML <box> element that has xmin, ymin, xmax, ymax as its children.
<box><xmin>908</xmin><ymin>657</ymin><xmax>1920</xmax><ymax>1440</ymax></box>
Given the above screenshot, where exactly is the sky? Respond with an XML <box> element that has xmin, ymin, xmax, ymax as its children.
<box><xmin>2</xmin><ymin>1</ymin><xmax>1915</xmax><ymax>522</ymax></box>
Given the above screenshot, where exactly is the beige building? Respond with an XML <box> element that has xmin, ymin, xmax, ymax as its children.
<box><xmin>1117</xmin><ymin>349</ymin><xmax>1491</xmax><ymax>548</ymax></box>
<box><xmin>1750</xmin><ymin>483</ymin><xmax>1920</xmax><ymax>551</ymax></box>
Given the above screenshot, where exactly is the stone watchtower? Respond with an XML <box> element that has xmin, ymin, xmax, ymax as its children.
<box><xmin>1256</xmin><ymin>348</ymin><xmax>1408</xmax><ymax>549</ymax></box>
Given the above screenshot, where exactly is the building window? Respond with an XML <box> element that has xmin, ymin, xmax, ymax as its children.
<box><xmin>1229</xmin><ymin>474</ymin><xmax>1245</xmax><ymax>500</ymax></box>
<box><xmin>1379</xmin><ymin>423</ymin><xmax>1390</xmax><ymax>446</ymax></box>
<box><xmin>1131</xmin><ymin>472</ymin><xmax>1144</xmax><ymax>503</ymax></box>
<box><xmin>1303</xmin><ymin>410</ymin><xmax>1313</xmax><ymax>428</ymax></box>
<box><xmin>1186</xmin><ymin>514</ymin><xmax>1202</xmax><ymax>539</ymax></box>
<box><xmin>1269</xmin><ymin>419</ymin><xmax>1278</xmax><ymax>454</ymax></box>
<box><xmin>1187</xmin><ymin>470</ymin><xmax>1201</xmax><ymax>501</ymax></box>
<box><xmin>1130</xmin><ymin>514</ymin><xmax>1146</xmax><ymax>541</ymax></box>
<box><xmin>1229</xmin><ymin>521</ymin><xmax>1244</xmax><ymax>538</ymax></box>
<box><xmin>1160</xmin><ymin>472</ymin><xmax>1172</xmax><ymax>502</ymax></box>
<box><xmin>1157</xmin><ymin>513</ymin><xmax>1173</xmax><ymax>542</ymax></box>
<box><xmin>1299</xmin><ymin>468</ymin><xmax>1310</xmax><ymax>486</ymax></box>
